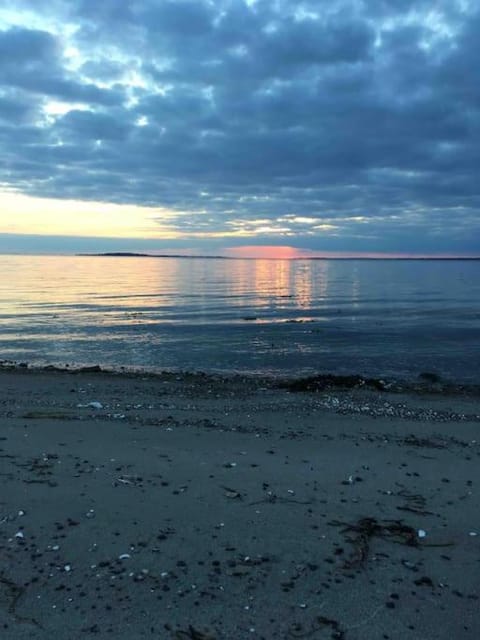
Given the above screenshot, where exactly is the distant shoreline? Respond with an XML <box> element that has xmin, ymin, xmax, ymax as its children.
<box><xmin>75</xmin><ymin>252</ymin><xmax>480</xmax><ymax>261</ymax></box>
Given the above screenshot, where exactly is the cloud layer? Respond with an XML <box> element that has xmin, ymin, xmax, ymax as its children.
<box><xmin>0</xmin><ymin>0</ymin><xmax>479</xmax><ymax>253</ymax></box>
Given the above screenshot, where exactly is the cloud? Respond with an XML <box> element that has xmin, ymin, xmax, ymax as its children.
<box><xmin>54</xmin><ymin>109</ymin><xmax>130</xmax><ymax>141</ymax></box>
<box><xmin>0</xmin><ymin>89</ymin><xmax>39</xmax><ymax>124</ymax></box>
<box><xmin>0</xmin><ymin>26</ymin><xmax>57</xmax><ymax>63</ymax></box>
<box><xmin>0</xmin><ymin>26</ymin><xmax>123</xmax><ymax>106</ymax></box>
<box><xmin>0</xmin><ymin>0</ymin><xmax>479</xmax><ymax>253</ymax></box>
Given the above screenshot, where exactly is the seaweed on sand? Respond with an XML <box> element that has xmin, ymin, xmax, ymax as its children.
<box><xmin>173</xmin><ymin>626</ymin><xmax>216</xmax><ymax>639</ymax></box>
<box><xmin>277</xmin><ymin>374</ymin><xmax>388</xmax><ymax>393</ymax></box>
<box><xmin>0</xmin><ymin>574</ymin><xmax>42</xmax><ymax>628</ymax></box>
<box><xmin>328</xmin><ymin>517</ymin><xmax>418</xmax><ymax>569</ymax></box>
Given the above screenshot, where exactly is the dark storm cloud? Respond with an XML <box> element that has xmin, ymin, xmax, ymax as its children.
<box><xmin>0</xmin><ymin>0</ymin><xmax>479</xmax><ymax>253</ymax></box>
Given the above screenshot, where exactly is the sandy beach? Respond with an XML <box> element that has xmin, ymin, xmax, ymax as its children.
<box><xmin>1</xmin><ymin>366</ymin><xmax>479</xmax><ymax>639</ymax></box>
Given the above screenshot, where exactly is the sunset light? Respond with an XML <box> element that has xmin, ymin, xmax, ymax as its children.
<box><xmin>0</xmin><ymin>3</ymin><xmax>479</xmax><ymax>636</ymax></box>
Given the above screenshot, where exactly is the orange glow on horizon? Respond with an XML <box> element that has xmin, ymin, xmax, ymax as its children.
<box><xmin>224</xmin><ymin>245</ymin><xmax>313</xmax><ymax>259</ymax></box>
<box><xmin>0</xmin><ymin>189</ymin><xmax>477</xmax><ymax>259</ymax></box>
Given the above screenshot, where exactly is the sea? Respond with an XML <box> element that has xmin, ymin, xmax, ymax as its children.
<box><xmin>1</xmin><ymin>255</ymin><xmax>479</xmax><ymax>383</ymax></box>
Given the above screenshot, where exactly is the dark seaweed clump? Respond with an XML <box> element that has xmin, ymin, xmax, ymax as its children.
<box><xmin>277</xmin><ymin>372</ymin><xmax>480</xmax><ymax>397</ymax></box>
<box><xmin>277</xmin><ymin>374</ymin><xmax>389</xmax><ymax>393</ymax></box>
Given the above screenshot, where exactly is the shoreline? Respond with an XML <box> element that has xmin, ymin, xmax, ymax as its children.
<box><xmin>2</xmin><ymin>359</ymin><xmax>479</xmax><ymax>398</ymax></box>
<box><xmin>1</xmin><ymin>366</ymin><xmax>479</xmax><ymax>639</ymax></box>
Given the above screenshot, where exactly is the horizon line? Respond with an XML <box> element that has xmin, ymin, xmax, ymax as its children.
<box><xmin>1</xmin><ymin>251</ymin><xmax>479</xmax><ymax>261</ymax></box>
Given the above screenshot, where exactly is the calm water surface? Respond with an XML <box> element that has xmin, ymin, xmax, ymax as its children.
<box><xmin>1</xmin><ymin>255</ymin><xmax>479</xmax><ymax>382</ymax></box>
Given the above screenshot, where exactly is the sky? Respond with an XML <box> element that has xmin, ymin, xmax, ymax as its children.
<box><xmin>0</xmin><ymin>0</ymin><xmax>479</xmax><ymax>257</ymax></box>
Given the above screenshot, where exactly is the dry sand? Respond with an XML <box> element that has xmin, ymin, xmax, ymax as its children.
<box><xmin>0</xmin><ymin>367</ymin><xmax>479</xmax><ymax>639</ymax></box>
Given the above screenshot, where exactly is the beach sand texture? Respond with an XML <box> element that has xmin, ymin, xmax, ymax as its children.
<box><xmin>1</xmin><ymin>368</ymin><xmax>479</xmax><ymax>639</ymax></box>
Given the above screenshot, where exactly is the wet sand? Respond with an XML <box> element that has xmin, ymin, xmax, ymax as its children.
<box><xmin>1</xmin><ymin>367</ymin><xmax>479</xmax><ymax>639</ymax></box>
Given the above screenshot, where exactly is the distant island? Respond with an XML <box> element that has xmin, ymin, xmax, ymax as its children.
<box><xmin>77</xmin><ymin>252</ymin><xmax>232</xmax><ymax>259</ymax></box>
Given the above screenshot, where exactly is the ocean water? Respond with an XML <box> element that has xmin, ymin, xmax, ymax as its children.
<box><xmin>1</xmin><ymin>255</ymin><xmax>479</xmax><ymax>382</ymax></box>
